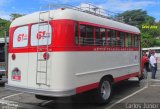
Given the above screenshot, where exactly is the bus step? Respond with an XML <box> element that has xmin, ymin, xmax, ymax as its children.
<box><xmin>38</xmin><ymin>59</ymin><xmax>46</xmax><ymax>61</ymax></box>
<box><xmin>37</xmin><ymin>71</ymin><xmax>47</xmax><ymax>73</ymax></box>
<box><xmin>37</xmin><ymin>83</ymin><xmax>50</xmax><ymax>86</ymax></box>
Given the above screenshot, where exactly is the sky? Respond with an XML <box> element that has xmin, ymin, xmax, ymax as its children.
<box><xmin>0</xmin><ymin>0</ymin><xmax>160</xmax><ymax>21</ymax></box>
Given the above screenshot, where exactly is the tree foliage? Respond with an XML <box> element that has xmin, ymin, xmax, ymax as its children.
<box><xmin>0</xmin><ymin>13</ymin><xmax>23</xmax><ymax>38</ymax></box>
<box><xmin>117</xmin><ymin>9</ymin><xmax>160</xmax><ymax>48</ymax></box>
<box><xmin>141</xmin><ymin>32</ymin><xmax>154</xmax><ymax>47</ymax></box>
<box><xmin>10</xmin><ymin>13</ymin><xmax>23</xmax><ymax>21</ymax></box>
<box><xmin>0</xmin><ymin>18</ymin><xmax>11</xmax><ymax>37</ymax></box>
<box><xmin>117</xmin><ymin>9</ymin><xmax>155</xmax><ymax>26</ymax></box>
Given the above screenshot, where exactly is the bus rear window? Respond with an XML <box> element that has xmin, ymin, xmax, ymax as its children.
<box><xmin>31</xmin><ymin>23</ymin><xmax>52</xmax><ymax>46</ymax></box>
<box><xmin>13</xmin><ymin>26</ymin><xmax>29</xmax><ymax>48</ymax></box>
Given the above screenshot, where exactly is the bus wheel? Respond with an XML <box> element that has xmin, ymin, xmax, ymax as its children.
<box><xmin>95</xmin><ymin>77</ymin><xmax>112</xmax><ymax>104</ymax></box>
<box><xmin>35</xmin><ymin>94</ymin><xmax>55</xmax><ymax>100</ymax></box>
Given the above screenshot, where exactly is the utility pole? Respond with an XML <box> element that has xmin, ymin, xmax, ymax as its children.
<box><xmin>4</xmin><ymin>31</ymin><xmax>8</xmax><ymax>77</ymax></box>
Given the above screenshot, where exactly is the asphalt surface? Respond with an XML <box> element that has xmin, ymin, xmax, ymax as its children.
<box><xmin>0</xmin><ymin>72</ymin><xmax>159</xmax><ymax>109</ymax></box>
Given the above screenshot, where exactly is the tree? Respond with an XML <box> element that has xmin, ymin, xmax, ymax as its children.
<box><xmin>10</xmin><ymin>13</ymin><xmax>23</xmax><ymax>21</ymax></box>
<box><xmin>117</xmin><ymin>9</ymin><xmax>160</xmax><ymax>47</ymax></box>
<box><xmin>141</xmin><ymin>32</ymin><xmax>155</xmax><ymax>47</ymax></box>
<box><xmin>0</xmin><ymin>13</ymin><xmax>23</xmax><ymax>37</ymax></box>
<box><xmin>117</xmin><ymin>9</ymin><xmax>155</xmax><ymax>26</ymax></box>
<box><xmin>0</xmin><ymin>18</ymin><xmax>11</xmax><ymax>37</ymax></box>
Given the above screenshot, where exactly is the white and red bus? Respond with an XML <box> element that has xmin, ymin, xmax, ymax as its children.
<box><xmin>6</xmin><ymin>6</ymin><xmax>141</xmax><ymax>104</ymax></box>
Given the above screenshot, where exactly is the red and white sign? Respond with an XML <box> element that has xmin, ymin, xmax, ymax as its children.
<box><xmin>12</xmin><ymin>75</ymin><xmax>21</xmax><ymax>81</ymax></box>
<box><xmin>11</xmin><ymin>68</ymin><xmax>21</xmax><ymax>81</ymax></box>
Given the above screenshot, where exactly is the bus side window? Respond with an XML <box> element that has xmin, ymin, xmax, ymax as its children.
<box><xmin>131</xmin><ymin>34</ymin><xmax>134</xmax><ymax>47</ymax></box>
<box><xmin>117</xmin><ymin>31</ymin><xmax>125</xmax><ymax>47</ymax></box>
<box><xmin>125</xmin><ymin>33</ymin><xmax>132</xmax><ymax>47</ymax></box>
<box><xmin>107</xmin><ymin>29</ymin><xmax>111</xmax><ymax>46</ymax></box>
<box><xmin>110</xmin><ymin>30</ymin><xmax>116</xmax><ymax>46</ymax></box>
<box><xmin>120</xmin><ymin>32</ymin><xmax>125</xmax><ymax>47</ymax></box>
<box><xmin>96</xmin><ymin>28</ymin><xmax>106</xmax><ymax>46</ymax></box>
<box><xmin>80</xmin><ymin>25</ymin><xmax>86</xmax><ymax>45</ymax></box>
<box><xmin>100</xmin><ymin>28</ymin><xmax>106</xmax><ymax>46</ymax></box>
<box><xmin>86</xmin><ymin>26</ymin><xmax>94</xmax><ymax>45</ymax></box>
<box><xmin>134</xmin><ymin>35</ymin><xmax>139</xmax><ymax>47</ymax></box>
<box><xmin>95</xmin><ymin>27</ymin><xmax>100</xmax><ymax>46</ymax></box>
<box><xmin>75</xmin><ymin>23</ymin><xmax>79</xmax><ymax>45</ymax></box>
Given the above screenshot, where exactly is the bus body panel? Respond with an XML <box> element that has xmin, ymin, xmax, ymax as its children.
<box><xmin>8</xmin><ymin>51</ymin><xmax>139</xmax><ymax>93</ymax></box>
<box><xmin>8</xmin><ymin>53</ymin><xmax>28</xmax><ymax>87</ymax></box>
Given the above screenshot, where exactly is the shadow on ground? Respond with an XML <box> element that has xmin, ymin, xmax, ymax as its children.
<box><xmin>41</xmin><ymin>80</ymin><xmax>141</xmax><ymax>109</ymax></box>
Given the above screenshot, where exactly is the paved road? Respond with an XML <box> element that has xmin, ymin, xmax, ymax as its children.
<box><xmin>0</xmin><ymin>78</ymin><xmax>147</xmax><ymax>109</ymax></box>
<box><xmin>0</xmin><ymin>71</ymin><xmax>160</xmax><ymax>109</ymax></box>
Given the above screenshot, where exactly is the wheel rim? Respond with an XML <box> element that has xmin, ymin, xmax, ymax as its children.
<box><xmin>101</xmin><ymin>80</ymin><xmax>111</xmax><ymax>100</ymax></box>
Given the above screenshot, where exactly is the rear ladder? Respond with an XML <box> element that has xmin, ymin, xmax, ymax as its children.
<box><xmin>36</xmin><ymin>6</ymin><xmax>52</xmax><ymax>86</ymax></box>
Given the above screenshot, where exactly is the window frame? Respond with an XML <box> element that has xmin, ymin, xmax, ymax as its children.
<box><xmin>30</xmin><ymin>23</ymin><xmax>52</xmax><ymax>46</ymax></box>
<box><xmin>75</xmin><ymin>22</ymin><xmax>140</xmax><ymax>48</ymax></box>
<box><xmin>13</xmin><ymin>25</ymin><xmax>29</xmax><ymax>48</ymax></box>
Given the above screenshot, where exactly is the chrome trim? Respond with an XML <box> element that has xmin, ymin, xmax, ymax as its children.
<box><xmin>5</xmin><ymin>84</ymin><xmax>76</xmax><ymax>97</ymax></box>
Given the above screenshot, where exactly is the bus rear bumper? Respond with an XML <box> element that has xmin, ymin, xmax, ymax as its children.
<box><xmin>5</xmin><ymin>84</ymin><xmax>76</xmax><ymax>97</ymax></box>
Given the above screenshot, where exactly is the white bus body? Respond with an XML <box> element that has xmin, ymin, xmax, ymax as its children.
<box><xmin>6</xmin><ymin>7</ymin><xmax>141</xmax><ymax>103</ymax></box>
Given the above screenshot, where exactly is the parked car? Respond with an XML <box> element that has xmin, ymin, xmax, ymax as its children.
<box><xmin>0</xmin><ymin>62</ymin><xmax>7</xmax><ymax>85</ymax></box>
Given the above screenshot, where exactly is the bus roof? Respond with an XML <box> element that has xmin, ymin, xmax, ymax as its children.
<box><xmin>10</xmin><ymin>8</ymin><xmax>140</xmax><ymax>34</ymax></box>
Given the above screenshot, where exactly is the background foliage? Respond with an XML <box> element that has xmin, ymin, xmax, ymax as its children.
<box><xmin>117</xmin><ymin>9</ymin><xmax>160</xmax><ymax>48</ymax></box>
<box><xmin>0</xmin><ymin>13</ymin><xmax>23</xmax><ymax>37</ymax></box>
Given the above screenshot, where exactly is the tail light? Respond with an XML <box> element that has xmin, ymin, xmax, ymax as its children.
<box><xmin>12</xmin><ymin>54</ymin><xmax>16</xmax><ymax>60</ymax></box>
<box><xmin>43</xmin><ymin>52</ymin><xmax>50</xmax><ymax>60</ymax></box>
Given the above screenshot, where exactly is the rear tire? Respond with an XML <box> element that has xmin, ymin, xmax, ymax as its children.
<box><xmin>35</xmin><ymin>95</ymin><xmax>55</xmax><ymax>100</ymax></box>
<box><xmin>95</xmin><ymin>77</ymin><xmax>112</xmax><ymax>104</ymax></box>
<box><xmin>0</xmin><ymin>83</ymin><xmax>5</xmax><ymax>87</ymax></box>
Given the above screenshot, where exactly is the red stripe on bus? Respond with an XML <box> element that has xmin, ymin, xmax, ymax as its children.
<box><xmin>114</xmin><ymin>72</ymin><xmax>139</xmax><ymax>83</ymax></box>
<box><xmin>76</xmin><ymin>82</ymin><xmax>99</xmax><ymax>94</ymax></box>
<box><xmin>76</xmin><ymin>72</ymin><xmax>139</xmax><ymax>94</ymax></box>
<box><xmin>8</xmin><ymin>47</ymin><xmax>139</xmax><ymax>53</ymax></box>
